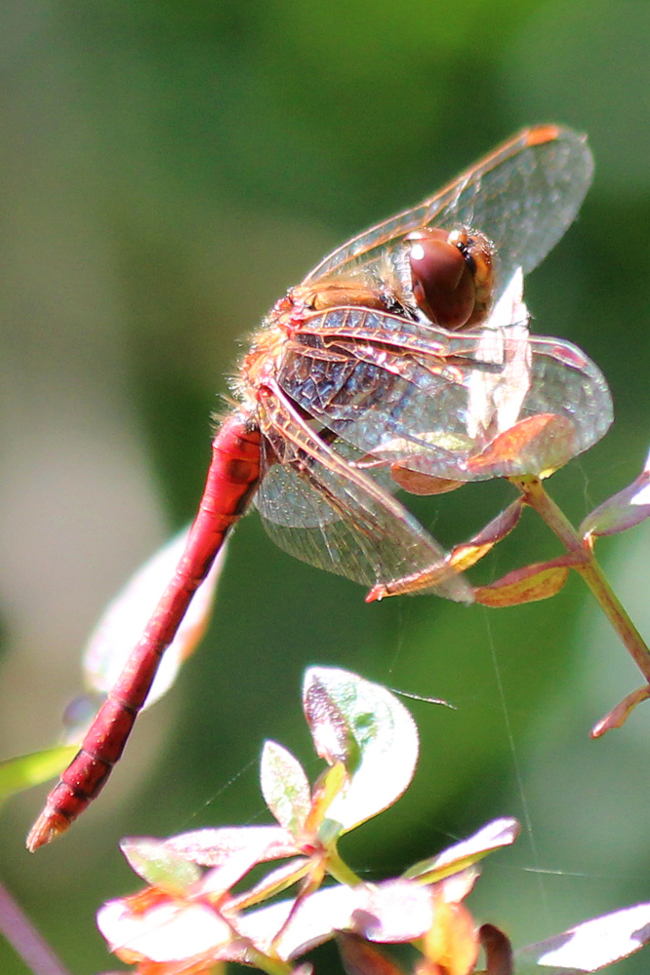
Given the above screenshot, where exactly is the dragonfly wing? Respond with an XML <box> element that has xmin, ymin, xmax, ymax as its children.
<box><xmin>279</xmin><ymin>305</ymin><xmax>612</xmax><ymax>482</ymax></box>
<box><xmin>304</xmin><ymin>126</ymin><xmax>593</xmax><ymax>302</ymax></box>
<box><xmin>253</xmin><ymin>383</ymin><xmax>472</xmax><ymax>601</ymax></box>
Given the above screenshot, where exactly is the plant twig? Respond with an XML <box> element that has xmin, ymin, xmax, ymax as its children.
<box><xmin>0</xmin><ymin>878</ymin><xmax>73</xmax><ymax>975</ymax></box>
<box><xmin>511</xmin><ymin>476</ymin><xmax>650</xmax><ymax>683</ymax></box>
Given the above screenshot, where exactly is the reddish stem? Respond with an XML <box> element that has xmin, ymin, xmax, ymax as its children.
<box><xmin>512</xmin><ymin>476</ymin><xmax>650</xmax><ymax>684</ymax></box>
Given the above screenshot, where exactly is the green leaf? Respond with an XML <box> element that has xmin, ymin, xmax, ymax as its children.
<box><xmin>260</xmin><ymin>741</ymin><xmax>311</xmax><ymax>836</ymax></box>
<box><xmin>0</xmin><ymin>745</ymin><xmax>78</xmax><ymax>802</ymax></box>
<box><xmin>120</xmin><ymin>837</ymin><xmax>202</xmax><ymax>893</ymax></box>
<box><xmin>303</xmin><ymin>668</ymin><xmax>419</xmax><ymax>832</ymax></box>
<box><xmin>403</xmin><ymin>817</ymin><xmax>520</xmax><ymax>883</ymax></box>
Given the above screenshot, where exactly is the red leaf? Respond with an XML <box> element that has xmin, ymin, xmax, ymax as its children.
<box><xmin>581</xmin><ymin>462</ymin><xmax>650</xmax><ymax>538</ymax></box>
<box><xmin>474</xmin><ymin>557</ymin><xmax>574</xmax><ymax>607</ymax></box>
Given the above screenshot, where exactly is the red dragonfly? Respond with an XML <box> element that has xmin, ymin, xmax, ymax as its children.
<box><xmin>27</xmin><ymin>124</ymin><xmax>612</xmax><ymax>850</ymax></box>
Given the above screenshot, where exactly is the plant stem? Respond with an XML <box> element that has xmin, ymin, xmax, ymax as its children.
<box><xmin>0</xmin><ymin>878</ymin><xmax>73</xmax><ymax>975</ymax></box>
<box><xmin>511</xmin><ymin>476</ymin><xmax>650</xmax><ymax>683</ymax></box>
<box><xmin>326</xmin><ymin>846</ymin><xmax>364</xmax><ymax>887</ymax></box>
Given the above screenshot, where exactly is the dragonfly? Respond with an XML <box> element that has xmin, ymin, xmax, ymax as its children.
<box><xmin>27</xmin><ymin>124</ymin><xmax>612</xmax><ymax>850</ymax></box>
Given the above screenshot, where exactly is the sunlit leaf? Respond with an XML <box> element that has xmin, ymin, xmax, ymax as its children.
<box><xmin>448</xmin><ymin>498</ymin><xmax>524</xmax><ymax>573</ymax></box>
<box><xmin>473</xmin><ymin>557</ymin><xmax>573</xmax><ymax>607</ymax></box>
<box><xmin>467</xmin><ymin>414</ymin><xmax>577</xmax><ymax>479</ymax></box>
<box><xmin>120</xmin><ymin>837</ymin><xmax>202</xmax><ymax>892</ymax></box>
<box><xmin>0</xmin><ymin>745</ymin><xmax>77</xmax><ymax>802</ymax></box>
<box><xmin>580</xmin><ymin>448</ymin><xmax>650</xmax><ymax>538</ymax></box>
<box><xmin>260</xmin><ymin>741</ymin><xmax>311</xmax><ymax>836</ymax></box>
<box><xmin>516</xmin><ymin>901</ymin><xmax>650</xmax><ymax>972</ymax></box>
<box><xmin>403</xmin><ymin>818</ymin><xmax>519</xmax><ymax>883</ymax></box>
<box><xmin>303</xmin><ymin>669</ymin><xmax>419</xmax><ymax>831</ymax></box>
<box><xmin>98</xmin><ymin>895</ymin><xmax>234</xmax><ymax>967</ymax></box>
<box><xmin>237</xmin><ymin>879</ymin><xmax>434</xmax><ymax>960</ymax></box>
<box><xmin>163</xmin><ymin>825</ymin><xmax>299</xmax><ymax>868</ymax></box>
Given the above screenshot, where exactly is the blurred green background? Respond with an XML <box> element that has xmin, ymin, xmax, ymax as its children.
<box><xmin>2</xmin><ymin>1</ymin><xmax>650</xmax><ymax>972</ymax></box>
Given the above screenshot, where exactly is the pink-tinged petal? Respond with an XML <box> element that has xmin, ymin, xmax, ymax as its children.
<box><xmin>98</xmin><ymin>897</ymin><xmax>233</xmax><ymax>965</ymax></box>
<box><xmin>303</xmin><ymin>669</ymin><xmax>419</xmax><ymax>832</ymax></box>
<box><xmin>346</xmin><ymin>880</ymin><xmax>435</xmax><ymax>942</ymax></box>
<box><xmin>516</xmin><ymin>902</ymin><xmax>650</xmax><ymax>973</ymax></box>
<box><xmin>163</xmin><ymin>825</ymin><xmax>299</xmax><ymax>867</ymax></box>
<box><xmin>236</xmin><ymin>880</ymin><xmax>434</xmax><ymax>960</ymax></box>
<box><xmin>404</xmin><ymin>818</ymin><xmax>519</xmax><ymax>883</ymax></box>
<box><xmin>260</xmin><ymin>741</ymin><xmax>311</xmax><ymax>835</ymax></box>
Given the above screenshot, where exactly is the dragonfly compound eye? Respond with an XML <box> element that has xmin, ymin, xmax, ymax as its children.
<box><xmin>406</xmin><ymin>226</ymin><xmax>493</xmax><ymax>330</ymax></box>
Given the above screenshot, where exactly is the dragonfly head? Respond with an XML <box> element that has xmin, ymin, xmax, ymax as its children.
<box><xmin>406</xmin><ymin>226</ymin><xmax>494</xmax><ymax>331</ymax></box>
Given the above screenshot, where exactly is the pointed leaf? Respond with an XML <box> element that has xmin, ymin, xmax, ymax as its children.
<box><xmin>516</xmin><ymin>902</ymin><xmax>650</xmax><ymax>972</ymax></box>
<box><xmin>163</xmin><ymin>825</ymin><xmax>299</xmax><ymax>867</ymax></box>
<box><xmin>474</xmin><ymin>557</ymin><xmax>574</xmax><ymax>607</ymax></box>
<box><xmin>260</xmin><ymin>741</ymin><xmax>311</xmax><ymax>836</ymax></box>
<box><xmin>591</xmin><ymin>684</ymin><xmax>650</xmax><ymax>738</ymax></box>
<box><xmin>581</xmin><ymin>450</ymin><xmax>650</xmax><ymax>538</ymax></box>
<box><xmin>448</xmin><ymin>499</ymin><xmax>524</xmax><ymax>573</ymax></box>
<box><xmin>0</xmin><ymin>745</ymin><xmax>78</xmax><ymax>802</ymax></box>
<box><xmin>303</xmin><ymin>669</ymin><xmax>418</xmax><ymax>831</ymax></box>
<box><xmin>120</xmin><ymin>837</ymin><xmax>202</xmax><ymax>892</ymax></box>
<box><xmin>404</xmin><ymin>818</ymin><xmax>520</xmax><ymax>883</ymax></box>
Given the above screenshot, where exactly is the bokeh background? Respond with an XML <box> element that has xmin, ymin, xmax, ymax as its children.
<box><xmin>2</xmin><ymin>1</ymin><xmax>650</xmax><ymax>972</ymax></box>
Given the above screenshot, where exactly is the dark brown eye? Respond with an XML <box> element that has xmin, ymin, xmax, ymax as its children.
<box><xmin>406</xmin><ymin>227</ymin><xmax>494</xmax><ymax>330</ymax></box>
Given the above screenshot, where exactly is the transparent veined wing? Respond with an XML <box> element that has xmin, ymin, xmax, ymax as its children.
<box><xmin>253</xmin><ymin>382</ymin><xmax>472</xmax><ymax>601</ymax></box>
<box><xmin>277</xmin><ymin>301</ymin><xmax>612</xmax><ymax>482</ymax></box>
<box><xmin>304</xmin><ymin>126</ymin><xmax>593</xmax><ymax>304</ymax></box>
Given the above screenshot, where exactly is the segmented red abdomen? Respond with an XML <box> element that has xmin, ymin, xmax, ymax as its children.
<box><xmin>27</xmin><ymin>415</ymin><xmax>261</xmax><ymax>850</ymax></box>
